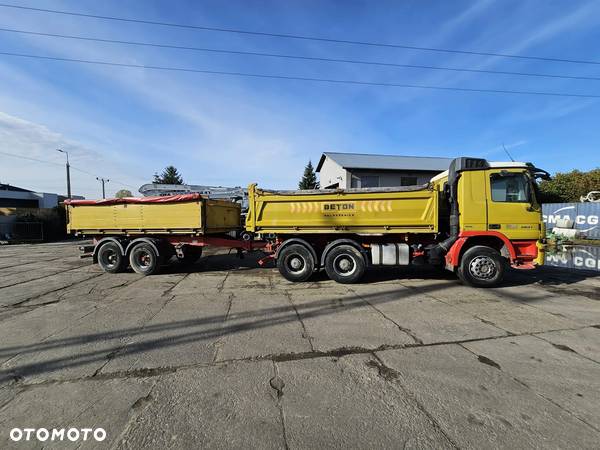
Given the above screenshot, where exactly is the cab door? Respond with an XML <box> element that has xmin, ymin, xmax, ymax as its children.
<box><xmin>485</xmin><ymin>169</ymin><xmax>542</xmax><ymax>240</ymax></box>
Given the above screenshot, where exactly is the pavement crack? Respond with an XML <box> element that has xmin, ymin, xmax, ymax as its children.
<box><xmin>533</xmin><ymin>334</ymin><xmax>600</xmax><ymax>365</ymax></box>
<box><xmin>6</xmin><ymin>272</ymin><xmax>104</xmax><ymax>307</ymax></box>
<box><xmin>110</xmin><ymin>381</ymin><xmax>158</xmax><ymax>450</ymax></box>
<box><xmin>476</xmin><ymin>355</ymin><xmax>502</xmax><ymax>370</ymax></box>
<box><xmin>269</xmin><ymin>374</ymin><xmax>285</xmax><ymax>399</ymax></box>
<box><xmin>271</xmin><ymin>361</ymin><xmax>289</xmax><ymax>450</ymax></box>
<box><xmin>162</xmin><ymin>273</ymin><xmax>189</xmax><ymax>296</ymax></box>
<box><xmin>212</xmin><ymin>292</ymin><xmax>235</xmax><ymax>363</ymax></box>
<box><xmin>131</xmin><ymin>391</ymin><xmax>153</xmax><ymax>410</ymax></box>
<box><xmin>0</xmin><ymin>265</ymin><xmax>88</xmax><ymax>289</ymax></box>
<box><xmin>370</xmin><ymin>353</ymin><xmax>460</xmax><ymax>449</ymax></box>
<box><xmin>365</xmin><ymin>358</ymin><xmax>400</xmax><ymax>381</ymax></box>
<box><xmin>92</xmin><ymin>348</ymin><xmax>124</xmax><ymax>378</ymax></box>
<box><xmin>550</xmin><ymin>343</ymin><xmax>577</xmax><ymax>353</ymax></box>
<box><xmin>350</xmin><ymin>288</ymin><xmax>423</xmax><ymax>344</ymax></box>
<box><xmin>217</xmin><ymin>272</ymin><xmax>230</xmax><ymax>292</ymax></box>
<box><xmin>285</xmin><ymin>291</ymin><xmax>315</xmax><ymax>351</ymax></box>
<box><xmin>402</xmin><ymin>281</ymin><xmax>515</xmax><ymax>336</ymax></box>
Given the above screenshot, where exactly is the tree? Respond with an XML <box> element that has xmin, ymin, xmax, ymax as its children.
<box><xmin>115</xmin><ymin>189</ymin><xmax>133</xmax><ymax>198</ymax></box>
<box><xmin>298</xmin><ymin>160</ymin><xmax>319</xmax><ymax>189</ymax></box>
<box><xmin>153</xmin><ymin>166</ymin><xmax>184</xmax><ymax>184</ymax></box>
<box><xmin>538</xmin><ymin>168</ymin><xmax>600</xmax><ymax>203</ymax></box>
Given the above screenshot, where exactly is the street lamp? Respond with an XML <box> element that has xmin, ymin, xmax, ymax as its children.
<box><xmin>56</xmin><ymin>149</ymin><xmax>71</xmax><ymax>199</ymax></box>
<box><xmin>96</xmin><ymin>177</ymin><xmax>109</xmax><ymax>199</ymax></box>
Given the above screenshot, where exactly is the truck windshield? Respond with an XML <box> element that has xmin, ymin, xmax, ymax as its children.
<box><xmin>490</xmin><ymin>173</ymin><xmax>530</xmax><ymax>202</ymax></box>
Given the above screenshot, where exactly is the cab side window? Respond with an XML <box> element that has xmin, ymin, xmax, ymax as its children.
<box><xmin>490</xmin><ymin>173</ymin><xmax>528</xmax><ymax>202</ymax></box>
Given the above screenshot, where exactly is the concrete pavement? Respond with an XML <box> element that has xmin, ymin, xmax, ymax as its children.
<box><xmin>0</xmin><ymin>241</ymin><xmax>599</xmax><ymax>448</ymax></box>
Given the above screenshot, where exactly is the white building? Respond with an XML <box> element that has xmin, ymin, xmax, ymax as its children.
<box><xmin>316</xmin><ymin>152</ymin><xmax>453</xmax><ymax>189</ymax></box>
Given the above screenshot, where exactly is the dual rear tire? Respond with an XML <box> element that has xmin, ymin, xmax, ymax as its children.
<box><xmin>277</xmin><ymin>243</ymin><xmax>365</xmax><ymax>284</ymax></box>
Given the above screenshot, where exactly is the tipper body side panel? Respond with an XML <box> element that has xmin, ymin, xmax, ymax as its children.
<box><xmin>246</xmin><ymin>184</ymin><xmax>438</xmax><ymax>234</ymax></box>
<box><xmin>67</xmin><ymin>196</ymin><xmax>240</xmax><ymax>235</ymax></box>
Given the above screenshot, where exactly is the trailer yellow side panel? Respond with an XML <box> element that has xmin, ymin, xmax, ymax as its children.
<box><xmin>67</xmin><ymin>199</ymin><xmax>240</xmax><ymax>235</ymax></box>
<box><xmin>246</xmin><ymin>184</ymin><xmax>438</xmax><ymax>234</ymax></box>
<box><xmin>204</xmin><ymin>199</ymin><xmax>242</xmax><ymax>231</ymax></box>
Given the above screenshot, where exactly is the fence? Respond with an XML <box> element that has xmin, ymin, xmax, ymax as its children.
<box><xmin>0</xmin><ymin>222</ymin><xmax>44</xmax><ymax>242</ymax></box>
<box><xmin>542</xmin><ymin>202</ymin><xmax>600</xmax><ymax>240</ymax></box>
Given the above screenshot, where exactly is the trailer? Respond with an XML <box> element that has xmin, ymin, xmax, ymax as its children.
<box><xmin>65</xmin><ymin>193</ymin><xmax>264</xmax><ymax>275</ymax></box>
<box><xmin>67</xmin><ymin>157</ymin><xmax>548</xmax><ymax>287</ymax></box>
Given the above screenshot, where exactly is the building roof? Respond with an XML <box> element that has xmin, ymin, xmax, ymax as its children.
<box><xmin>316</xmin><ymin>152</ymin><xmax>453</xmax><ymax>172</ymax></box>
<box><xmin>0</xmin><ymin>183</ymin><xmax>33</xmax><ymax>193</ymax></box>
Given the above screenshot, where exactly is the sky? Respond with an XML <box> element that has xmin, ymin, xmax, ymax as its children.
<box><xmin>0</xmin><ymin>0</ymin><xmax>599</xmax><ymax>199</ymax></box>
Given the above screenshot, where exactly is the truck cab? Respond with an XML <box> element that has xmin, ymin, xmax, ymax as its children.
<box><xmin>432</xmin><ymin>158</ymin><xmax>548</xmax><ymax>286</ymax></box>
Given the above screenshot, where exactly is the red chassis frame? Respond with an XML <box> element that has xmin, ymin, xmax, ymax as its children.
<box><xmin>161</xmin><ymin>235</ymin><xmax>269</xmax><ymax>252</ymax></box>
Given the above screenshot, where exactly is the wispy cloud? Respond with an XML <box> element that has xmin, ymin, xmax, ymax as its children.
<box><xmin>0</xmin><ymin>111</ymin><xmax>144</xmax><ymax>198</ymax></box>
<box><xmin>0</xmin><ymin>0</ymin><xmax>598</xmax><ymax>192</ymax></box>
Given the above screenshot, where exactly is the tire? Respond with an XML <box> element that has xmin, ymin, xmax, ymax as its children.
<box><xmin>129</xmin><ymin>242</ymin><xmax>162</xmax><ymax>275</ymax></box>
<box><xmin>324</xmin><ymin>245</ymin><xmax>366</xmax><ymax>284</ymax></box>
<box><xmin>277</xmin><ymin>244</ymin><xmax>315</xmax><ymax>282</ymax></box>
<box><xmin>457</xmin><ymin>245</ymin><xmax>505</xmax><ymax>287</ymax></box>
<box><xmin>178</xmin><ymin>246</ymin><xmax>203</xmax><ymax>265</ymax></box>
<box><xmin>96</xmin><ymin>241</ymin><xmax>126</xmax><ymax>273</ymax></box>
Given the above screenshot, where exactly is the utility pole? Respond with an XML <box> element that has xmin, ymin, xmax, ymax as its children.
<box><xmin>56</xmin><ymin>149</ymin><xmax>71</xmax><ymax>199</ymax></box>
<box><xmin>96</xmin><ymin>177</ymin><xmax>109</xmax><ymax>199</ymax></box>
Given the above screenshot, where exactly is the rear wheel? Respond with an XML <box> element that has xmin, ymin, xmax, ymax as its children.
<box><xmin>97</xmin><ymin>241</ymin><xmax>125</xmax><ymax>273</ymax></box>
<box><xmin>457</xmin><ymin>245</ymin><xmax>505</xmax><ymax>287</ymax></box>
<box><xmin>324</xmin><ymin>245</ymin><xmax>365</xmax><ymax>284</ymax></box>
<box><xmin>277</xmin><ymin>244</ymin><xmax>315</xmax><ymax>282</ymax></box>
<box><xmin>129</xmin><ymin>242</ymin><xmax>162</xmax><ymax>275</ymax></box>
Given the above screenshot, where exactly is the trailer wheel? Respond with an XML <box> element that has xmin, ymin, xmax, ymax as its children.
<box><xmin>97</xmin><ymin>241</ymin><xmax>126</xmax><ymax>273</ymax></box>
<box><xmin>324</xmin><ymin>245</ymin><xmax>365</xmax><ymax>284</ymax></box>
<box><xmin>457</xmin><ymin>245</ymin><xmax>505</xmax><ymax>287</ymax></box>
<box><xmin>277</xmin><ymin>244</ymin><xmax>315</xmax><ymax>282</ymax></box>
<box><xmin>129</xmin><ymin>242</ymin><xmax>162</xmax><ymax>276</ymax></box>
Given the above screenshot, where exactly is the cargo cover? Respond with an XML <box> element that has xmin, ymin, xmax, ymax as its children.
<box><xmin>65</xmin><ymin>194</ymin><xmax>241</xmax><ymax>235</ymax></box>
<box><xmin>245</xmin><ymin>183</ymin><xmax>438</xmax><ymax>234</ymax></box>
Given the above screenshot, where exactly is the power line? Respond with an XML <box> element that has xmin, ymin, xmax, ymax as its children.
<box><xmin>0</xmin><ymin>150</ymin><xmax>138</xmax><ymax>190</ymax></box>
<box><xmin>2</xmin><ymin>27</ymin><xmax>600</xmax><ymax>82</ymax></box>
<box><xmin>0</xmin><ymin>2</ymin><xmax>599</xmax><ymax>66</ymax></box>
<box><xmin>1</xmin><ymin>50</ymin><xmax>599</xmax><ymax>99</ymax></box>
<box><xmin>0</xmin><ymin>150</ymin><xmax>63</xmax><ymax>167</ymax></box>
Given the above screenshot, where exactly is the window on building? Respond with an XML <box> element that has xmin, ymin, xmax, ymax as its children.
<box><xmin>490</xmin><ymin>173</ymin><xmax>529</xmax><ymax>202</ymax></box>
<box><xmin>351</xmin><ymin>176</ymin><xmax>378</xmax><ymax>188</ymax></box>
<box><xmin>400</xmin><ymin>176</ymin><xmax>419</xmax><ymax>186</ymax></box>
<box><xmin>361</xmin><ymin>176</ymin><xmax>379</xmax><ymax>187</ymax></box>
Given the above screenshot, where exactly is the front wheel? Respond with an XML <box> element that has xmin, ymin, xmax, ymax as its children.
<box><xmin>277</xmin><ymin>244</ymin><xmax>315</xmax><ymax>282</ymax></box>
<box><xmin>129</xmin><ymin>242</ymin><xmax>162</xmax><ymax>275</ymax></box>
<box><xmin>324</xmin><ymin>245</ymin><xmax>366</xmax><ymax>284</ymax></box>
<box><xmin>457</xmin><ymin>245</ymin><xmax>505</xmax><ymax>287</ymax></box>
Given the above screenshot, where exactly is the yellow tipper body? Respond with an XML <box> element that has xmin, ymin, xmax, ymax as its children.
<box><xmin>67</xmin><ymin>198</ymin><xmax>240</xmax><ymax>235</ymax></box>
<box><xmin>245</xmin><ymin>183</ymin><xmax>438</xmax><ymax>234</ymax></box>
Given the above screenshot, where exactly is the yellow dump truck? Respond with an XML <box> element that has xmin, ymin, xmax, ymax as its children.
<box><xmin>245</xmin><ymin>157</ymin><xmax>548</xmax><ymax>286</ymax></box>
<box><xmin>67</xmin><ymin>157</ymin><xmax>548</xmax><ymax>287</ymax></box>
